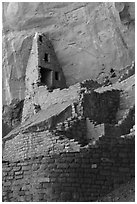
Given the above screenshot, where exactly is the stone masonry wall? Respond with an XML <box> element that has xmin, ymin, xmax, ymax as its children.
<box><xmin>22</xmin><ymin>83</ymin><xmax>80</xmax><ymax>122</ymax></box>
<box><xmin>83</xmin><ymin>89</ymin><xmax>120</xmax><ymax>124</ymax></box>
<box><xmin>3</xmin><ymin>116</ymin><xmax>86</xmax><ymax>162</ymax></box>
<box><xmin>3</xmin><ymin>132</ymin><xmax>135</xmax><ymax>202</ymax></box>
<box><xmin>37</xmin><ymin>33</ymin><xmax>66</xmax><ymax>89</ymax></box>
<box><xmin>86</xmin><ymin>119</ymin><xmax>105</xmax><ymax>142</ymax></box>
<box><xmin>22</xmin><ymin>79</ymin><xmax>99</xmax><ymax>124</ymax></box>
<box><xmin>105</xmin><ymin>105</ymin><xmax>135</xmax><ymax>138</ymax></box>
<box><xmin>25</xmin><ymin>33</ymin><xmax>39</xmax><ymax>93</ymax></box>
<box><xmin>55</xmin><ymin>116</ymin><xmax>88</xmax><ymax>146</ymax></box>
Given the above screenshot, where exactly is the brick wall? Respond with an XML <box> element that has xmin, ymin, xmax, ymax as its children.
<box><xmin>55</xmin><ymin>116</ymin><xmax>88</xmax><ymax>146</ymax></box>
<box><xmin>86</xmin><ymin>119</ymin><xmax>105</xmax><ymax>142</ymax></box>
<box><xmin>3</xmin><ymin>116</ymin><xmax>87</xmax><ymax>162</ymax></box>
<box><xmin>3</xmin><ymin>132</ymin><xmax>134</xmax><ymax>202</ymax></box>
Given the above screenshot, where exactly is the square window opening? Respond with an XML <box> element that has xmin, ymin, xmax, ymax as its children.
<box><xmin>55</xmin><ymin>72</ymin><xmax>60</xmax><ymax>81</ymax></box>
<box><xmin>39</xmin><ymin>35</ymin><xmax>43</xmax><ymax>43</ymax></box>
<box><xmin>44</xmin><ymin>53</ymin><xmax>49</xmax><ymax>62</ymax></box>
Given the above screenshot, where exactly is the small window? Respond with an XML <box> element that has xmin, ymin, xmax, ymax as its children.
<box><xmin>44</xmin><ymin>53</ymin><xmax>49</xmax><ymax>62</ymax></box>
<box><xmin>39</xmin><ymin>35</ymin><xmax>43</xmax><ymax>43</ymax></box>
<box><xmin>55</xmin><ymin>72</ymin><xmax>60</xmax><ymax>81</ymax></box>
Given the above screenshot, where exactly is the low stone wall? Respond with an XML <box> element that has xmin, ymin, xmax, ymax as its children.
<box><xmin>22</xmin><ymin>79</ymin><xmax>100</xmax><ymax>124</ymax></box>
<box><xmin>3</xmin><ymin>116</ymin><xmax>87</xmax><ymax>162</ymax></box>
<box><xmin>55</xmin><ymin>116</ymin><xmax>88</xmax><ymax>146</ymax></box>
<box><xmin>22</xmin><ymin>83</ymin><xmax>80</xmax><ymax>122</ymax></box>
<box><xmin>3</xmin><ymin>133</ymin><xmax>135</xmax><ymax>202</ymax></box>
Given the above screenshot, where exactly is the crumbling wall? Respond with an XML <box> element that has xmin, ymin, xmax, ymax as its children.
<box><xmin>2</xmin><ymin>132</ymin><xmax>135</xmax><ymax>202</ymax></box>
<box><xmin>22</xmin><ymin>79</ymin><xmax>100</xmax><ymax>123</ymax></box>
<box><xmin>83</xmin><ymin>89</ymin><xmax>120</xmax><ymax>124</ymax></box>
<box><xmin>3</xmin><ymin>115</ymin><xmax>88</xmax><ymax>161</ymax></box>
<box><xmin>21</xmin><ymin>32</ymin><xmax>67</xmax><ymax>122</ymax></box>
<box><xmin>86</xmin><ymin>118</ymin><xmax>105</xmax><ymax>142</ymax></box>
<box><xmin>24</xmin><ymin>33</ymin><xmax>39</xmax><ymax>93</ymax></box>
<box><xmin>105</xmin><ymin>105</ymin><xmax>135</xmax><ymax>138</ymax></box>
<box><xmin>37</xmin><ymin>34</ymin><xmax>66</xmax><ymax>89</ymax></box>
<box><xmin>22</xmin><ymin>83</ymin><xmax>80</xmax><ymax>122</ymax></box>
<box><xmin>55</xmin><ymin>116</ymin><xmax>88</xmax><ymax>146</ymax></box>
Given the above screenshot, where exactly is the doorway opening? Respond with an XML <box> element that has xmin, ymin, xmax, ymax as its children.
<box><xmin>40</xmin><ymin>68</ymin><xmax>52</xmax><ymax>87</ymax></box>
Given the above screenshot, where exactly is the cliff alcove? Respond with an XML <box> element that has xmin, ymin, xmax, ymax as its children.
<box><xmin>2</xmin><ymin>2</ymin><xmax>135</xmax><ymax>202</ymax></box>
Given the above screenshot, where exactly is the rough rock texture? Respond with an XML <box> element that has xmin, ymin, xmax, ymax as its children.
<box><xmin>2</xmin><ymin>2</ymin><xmax>135</xmax><ymax>202</ymax></box>
<box><xmin>2</xmin><ymin>99</ymin><xmax>24</xmax><ymax>137</ymax></box>
<box><xmin>97</xmin><ymin>178</ymin><xmax>135</xmax><ymax>202</ymax></box>
<box><xmin>2</xmin><ymin>2</ymin><xmax>135</xmax><ymax>105</ymax></box>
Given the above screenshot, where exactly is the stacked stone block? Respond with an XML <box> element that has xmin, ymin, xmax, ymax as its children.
<box><xmin>55</xmin><ymin>116</ymin><xmax>88</xmax><ymax>145</ymax></box>
<box><xmin>3</xmin><ymin>115</ymin><xmax>87</xmax><ymax>162</ymax></box>
<box><xmin>3</xmin><ymin>128</ymin><xmax>81</xmax><ymax>162</ymax></box>
<box><xmin>2</xmin><ymin>132</ymin><xmax>134</xmax><ymax>202</ymax></box>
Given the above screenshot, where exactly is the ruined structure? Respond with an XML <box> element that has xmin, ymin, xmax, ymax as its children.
<box><xmin>2</xmin><ymin>62</ymin><xmax>135</xmax><ymax>201</ymax></box>
<box><xmin>22</xmin><ymin>33</ymin><xmax>66</xmax><ymax>122</ymax></box>
<box><xmin>2</xmin><ymin>2</ymin><xmax>135</xmax><ymax>202</ymax></box>
<box><xmin>25</xmin><ymin>32</ymin><xmax>66</xmax><ymax>92</ymax></box>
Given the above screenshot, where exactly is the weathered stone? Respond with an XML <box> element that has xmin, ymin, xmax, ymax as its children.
<box><xmin>4</xmin><ymin>181</ymin><xmax>11</xmax><ymax>186</ymax></box>
<box><xmin>15</xmin><ymin>174</ymin><xmax>23</xmax><ymax>179</ymax></box>
<box><xmin>38</xmin><ymin>177</ymin><xmax>50</xmax><ymax>183</ymax></box>
<box><xmin>15</xmin><ymin>171</ymin><xmax>23</xmax><ymax>175</ymax></box>
<box><xmin>22</xmin><ymin>166</ymin><xmax>31</xmax><ymax>171</ymax></box>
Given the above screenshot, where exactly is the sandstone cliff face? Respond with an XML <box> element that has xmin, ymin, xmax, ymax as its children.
<box><xmin>2</xmin><ymin>2</ymin><xmax>135</xmax><ymax>105</ymax></box>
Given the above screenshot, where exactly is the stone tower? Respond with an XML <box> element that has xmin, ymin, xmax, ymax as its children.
<box><xmin>22</xmin><ymin>33</ymin><xmax>67</xmax><ymax>122</ymax></box>
<box><xmin>25</xmin><ymin>32</ymin><xmax>66</xmax><ymax>93</ymax></box>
